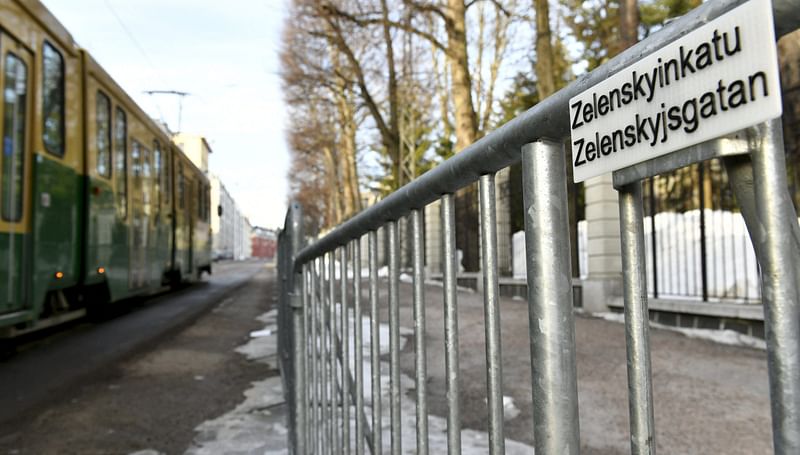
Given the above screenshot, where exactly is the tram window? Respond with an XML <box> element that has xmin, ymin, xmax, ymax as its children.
<box><xmin>153</xmin><ymin>140</ymin><xmax>161</xmax><ymax>196</ymax></box>
<box><xmin>95</xmin><ymin>92</ymin><xmax>111</xmax><ymax>177</ymax></box>
<box><xmin>142</xmin><ymin>147</ymin><xmax>152</xmax><ymax>180</ymax></box>
<box><xmin>178</xmin><ymin>165</ymin><xmax>184</xmax><ymax>210</ymax></box>
<box><xmin>131</xmin><ymin>140</ymin><xmax>141</xmax><ymax>177</ymax></box>
<box><xmin>164</xmin><ymin>148</ymin><xmax>171</xmax><ymax>202</ymax></box>
<box><xmin>2</xmin><ymin>53</ymin><xmax>28</xmax><ymax>222</ymax></box>
<box><xmin>197</xmin><ymin>181</ymin><xmax>202</xmax><ymax>218</ymax></box>
<box><xmin>114</xmin><ymin>107</ymin><xmax>127</xmax><ymax>218</ymax></box>
<box><xmin>143</xmin><ymin>145</ymin><xmax>151</xmax><ymax>181</ymax></box>
<box><xmin>42</xmin><ymin>42</ymin><xmax>64</xmax><ymax>157</ymax></box>
<box><xmin>202</xmin><ymin>187</ymin><xmax>207</xmax><ymax>221</ymax></box>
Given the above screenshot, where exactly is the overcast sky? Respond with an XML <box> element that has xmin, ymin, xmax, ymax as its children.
<box><xmin>42</xmin><ymin>0</ymin><xmax>289</xmax><ymax>228</ymax></box>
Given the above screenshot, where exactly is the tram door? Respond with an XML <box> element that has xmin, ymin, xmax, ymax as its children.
<box><xmin>0</xmin><ymin>35</ymin><xmax>32</xmax><ymax>313</ymax></box>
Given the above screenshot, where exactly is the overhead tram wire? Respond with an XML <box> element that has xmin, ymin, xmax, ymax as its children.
<box><xmin>103</xmin><ymin>0</ymin><xmax>168</xmax><ymax>125</ymax></box>
<box><xmin>143</xmin><ymin>90</ymin><xmax>191</xmax><ymax>132</ymax></box>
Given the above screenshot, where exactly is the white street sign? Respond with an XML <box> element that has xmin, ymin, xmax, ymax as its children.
<box><xmin>569</xmin><ymin>0</ymin><xmax>782</xmax><ymax>183</ymax></box>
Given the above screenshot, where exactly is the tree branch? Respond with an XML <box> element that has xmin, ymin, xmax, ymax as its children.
<box><xmin>465</xmin><ymin>0</ymin><xmax>514</xmax><ymax>18</ymax></box>
<box><xmin>321</xmin><ymin>2</ymin><xmax>449</xmax><ymax>53</ymax></box>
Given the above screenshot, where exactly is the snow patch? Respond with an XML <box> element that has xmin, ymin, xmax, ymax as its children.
<box><xmin>257</xmin><ymin>309</ymin><xmax>278</xmax><ymax>324</ymax></box>
<box><xmin>593</xmin><ymin>311</ymin><xmax>766</xmax><ymax>350</ymax></box>
<box><xmin>191</xmin><ymin>306</ymin><xmax>534</xmax><ymax>454</ymax></box>
<box><xmin>187</xmin><ymin>309</ymin><xmax>288</xmax><ymax>454</ymax></box>
<box><xmin>329</xmin><ymin>315</ymin><xmax>534</xmax><ymax>453</ymax></box>
<box><xmin>422</xmin><ymin>278</ymin><xmax>476</xmax><ymax>294</ymax></box>
<box><xmin>235</xmin><ymin>335</ymin><xmax>278</xmax><ymax>366</ymax></box>
<box><xmin>185</xmin><ymin>377</ymin><xmax>287</xmax><ymax>455</ymax></box>
<box><xmin>503</xmin><ymin>395</ymin><xmax>521</xmax><ymax>421</ymax></box>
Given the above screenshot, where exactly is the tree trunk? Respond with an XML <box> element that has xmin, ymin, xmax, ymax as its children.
<box><xmin>381</xmin><ymin>0</ymin><xmax>403</xmax><ymax>188</ymax></box>
<box><xmin>446</xmin><ymin>0</ymin><xmax>479</xmax><ymax>152</ymax></box>
<box><xmin>619</xmin><ymin>0</ymin><xmax>640</xmax><ymax>51</ymax></box>
<box><xmin>322</xmin><ymin>146</ymin><xmax>343</xmax><ymax>227</ymax></box>
<box><xmin>534</xmin><ymin>0</ymin><xmax>556</xmax><ymax>99</ymax></box>
<box><xmin>336</xmin><ymin>89</ymin><xmax>361</xmax><ymax>217</ymax></box>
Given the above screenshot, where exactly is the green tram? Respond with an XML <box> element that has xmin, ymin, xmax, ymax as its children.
<box><xmin>0</xmin><ymin>1</ymin><xmax>212</xmax><ymax>338</ymax></box>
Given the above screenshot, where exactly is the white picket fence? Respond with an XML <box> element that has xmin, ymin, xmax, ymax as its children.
<box><xmin>513</xmin><ymin>210</ymin><xmax>776</xmax><ymax>303</ymax></box>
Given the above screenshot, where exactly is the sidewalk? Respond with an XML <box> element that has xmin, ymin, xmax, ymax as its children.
<box><xmin>185</xmin><ymin>308</ymin><xmax>290</xmax><ymax>454</ymax></box>
<box><xmin>190</xmin><ymin>276</ymin><xmax>771</xmax><ymax>454</ymax></box>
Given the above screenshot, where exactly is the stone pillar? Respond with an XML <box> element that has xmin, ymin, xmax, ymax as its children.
<box><xmin>495</xmin><ymin>167</ymin><xmax>513</xmax><ymax>276</ymax></box>
<box><xmin>582</xmin><ymin>174</ymin><xmax>623</xmax><ymax>312</ymax></box>
<box><xmin>399</xmin><ymin>216</ymin><xmax>411</xmax><ymax>269</ymax></box>
<box><xmin>425</xmin><ymin>199</ymin><xmax>442</xmax><ymax>275</ymax></box>
<box><xmin>377</xmin><ymin>225</ymin><xmax>387</xmax><ymax>267</ymax></box>
<box><xmin>360</xmin><ymin>233</ymin><xmax>369</xmax><ymax>270</ymax></box>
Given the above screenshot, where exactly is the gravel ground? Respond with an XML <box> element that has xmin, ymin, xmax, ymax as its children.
<box><xmin>364</xmin><ymin>279</ymin><xmax>771</xmax><ymax>454</ymax></box>
<box><xmin>0</xmin><ymin>262</ymin><xmax>278</xmax><ymax>455</ymax></box>
<box><xmin>0</xmin><ymin>264</ymin><xmax>771</xmax><ymax>454</ymax></box>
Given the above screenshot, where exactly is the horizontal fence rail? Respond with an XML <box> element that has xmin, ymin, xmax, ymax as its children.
<box><xmin>277</xmin><ymin>1</ymin><xmax>800</xmax><ymax>454</ymax></box>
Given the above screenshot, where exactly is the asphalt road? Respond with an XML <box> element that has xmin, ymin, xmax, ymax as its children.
<box><xmin>0</xmin><ymin>260</ymin><xmax>265</xmax><ymax>430</ymax></box>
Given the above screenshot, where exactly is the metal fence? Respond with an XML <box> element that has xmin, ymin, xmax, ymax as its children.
<box><xmin>642</xmin><ymin>160</ymin><xmax>764</xmax><ymax>302</ymax></box>
<box><xmin>277</xmin><ymin>0</ymin><xmax>800</xmax><ymax>453</ymax></box>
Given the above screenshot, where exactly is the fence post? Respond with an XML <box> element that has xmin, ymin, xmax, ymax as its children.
<box><xmin>280</xmin><ymin>202</ymin><xmax>306</xmax><ymax>454</ymax></box>
<box><xmin>521</xmin><ymin>139</ymin><xmax>580</xmax><ymax>455</ymax></box>
<box><xmin>730</xmin><ymin>119</ymin><xmax>800</xmax><ymax>453</ymax></box>
<box><xmin>723</xmin><ymin>122</ymin><xmax>800</xmax><ymax>454</ymax></box>
<box><xmin>617</xmin><ymin>181</ymin><xmax>656</xmax><ymax>455</ymax></box>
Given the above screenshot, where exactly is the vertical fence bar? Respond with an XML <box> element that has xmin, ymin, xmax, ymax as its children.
<box><xmin>368</xmin><ymin>230</ymin><xmax>383</xmax><ymax>454</ymax></box>
<box><xmin>311</xmin><ymin>259</ymin><xmax>321</xmax><ymax>454</ymax></box>
<box><xmin>302</xmin><ymin>263</ymin><xmax>311</xmax><ymax>453</ymax></box>
<box><xmin>329</xmin><ymin>250</ymin><xmax>341</xmax><ymax>454</ymax></box>
<box><xmin>353</xmin><ymin>239</ymin><xmax>365</xmax><ymax>455</ymax></box>
<box><xmin>698</xmin><ymin>164</ymin><xmax>709</xmax><ymax>301</ymax></box>
<box><xmin>441</xmin><ymin>194</ymin><xmax>462</xmax><ymax>454</ymax></box>
<box><xmin>750</xmin><ymin>119</ymin><xmax>800</xmax><ymax>454</ymax></box>
<box><xmin>617</xmin><ymin>180</ymin><xmax>656</xmax><ymax>455</ymax></box>
<box><xmin>341</xmin><ymin>246</ymin><xmax>351</xmax><ymax>453</ymax></box>
<box><xmin>324</xmin><ymin>255</ymin><xmax>334</xmax><ymax>455</ymax></box>
<box><xmin>316</xmin><ymin>259</ymin><xmax>324</xmax><ymax>453</ymax></box>
<box><xmin>288</xmin><ymin>204</ymin><xmax>306</xmax><ymax>455</ymax></box>
<box><xmin>319</xmin><ymin>258</ymin><xmax>329</xmax><ymax>454</ymax></box>
<box><xmin>521</xmin><ymin>140</ymin><xmax>580</xmax><ymax>455</ymax></box>
<box><xmin>411</xmin><ymin>209</ymin><xmax>429</xmax><ymax>454</ymax></box>
<box><xmin>648</xmin><ymin>178</ymin><xmax>658</xmax><ymax>299</ymax></box>
<box><xmin>478</xmin><ymin>173</ymin><xmax>505</xmax><ymax>454</ymax></box>
<box><xmin>279</xmin><ymin>232</ymin><xmax>289</xmax><ymax>446</ymax></box>
<box><xmin>319</xmin><ymin>256</ymin><xmax>326</xmax><ymax>454</ymax></box>
<box><xmin>388</xmin><ymin>220</ymin><xmax>402</xmax><ymax>455</ymax></box>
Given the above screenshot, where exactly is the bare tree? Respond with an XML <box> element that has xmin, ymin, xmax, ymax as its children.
<box><xmin>534</xmin><ymin>0</ymin><xmax>556</xmax><ymax>99</ymax></box>
<box><xmin>619</xmin><ymin>0</ymin><xmax>640</xmax><ymax>50</ymax></box>
<box><xmin>281</xmin><ymin>1</ymin><xmax>363</xmax><ymax>228</ymax></box>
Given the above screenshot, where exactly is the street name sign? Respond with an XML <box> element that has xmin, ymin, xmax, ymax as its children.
<box><xmin>569</xmin><ymin>0</ymin><xmax>782</xmax><ymax>183</ymax></box>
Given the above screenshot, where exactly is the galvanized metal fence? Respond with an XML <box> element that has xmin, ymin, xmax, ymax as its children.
<box><xmin>277</xmin><ymin>0</ymin><xmax>800</xmax><ymax>453</ymax></box>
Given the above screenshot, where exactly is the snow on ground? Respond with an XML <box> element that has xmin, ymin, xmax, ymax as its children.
<box><xmin>236</xmin><ymin>309</ymin><xmax>279</xmax><ymax>368</ymax></box>
<box><xmin>187</xmin><ymin>302</ymin><xmax>533</xmax><ymax>454</ymax></box>
<box><xmin>422</xmin><ymin>278</ymin><xmax>477</xmax><ymax>293</ymax></box>
<box><xmin>185</xmin><ymin>308</ymin><xmax>288</xmax><ymax>454</ymax></box>
<box><xmin>503</xmin><ymin>396</ymin><xmax>521</xmax><ymax>421</ymax></box>
<box><xmin>331</xmin><ymin>313</ymin><xmax>534</xmax><ymax>453</ymax></box>
<box><xmin>185</xmin><ymin>377</ymin><xmax>288</xmax><ymax>455</ymax></box>
<box><xmin>593</xmin><ymin>311</ymin><xmax>766</xmax><ymax>350</ymax></box>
